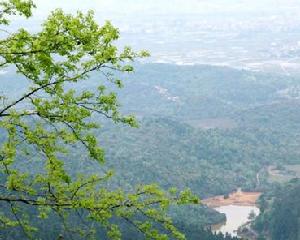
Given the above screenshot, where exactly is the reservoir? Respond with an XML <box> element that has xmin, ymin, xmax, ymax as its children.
<box><xmin>212</xmin><ymin>205</ymin><xmax>260</xmax><ymax>237</ymax></box>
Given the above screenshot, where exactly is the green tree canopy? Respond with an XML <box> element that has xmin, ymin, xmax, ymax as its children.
<box><xmin>0</xmin><ymin>1</ymin><xmax>198</xmax><ymax>239</ymax></box>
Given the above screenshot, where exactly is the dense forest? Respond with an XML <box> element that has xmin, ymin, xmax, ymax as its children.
<box><xmin>253</xmin><ymin>179</ymin><xmax>300</xmax><ymax>240</ymax></box>
<box><xmin>2</xmin><ymin>62</ymin><xmax>300</xmax><ymax>238</ymax></box>
<box><xmin>94</xmin><ymin>63</ymin><xmax>300</xmax><ymax>195</ymax></box>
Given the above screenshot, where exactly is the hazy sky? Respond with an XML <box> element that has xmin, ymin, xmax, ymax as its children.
<box><xmin>6</xmin><ymin>1</ymin><xmax>300</xmax><ymax>71</ymax></box>
<box><xmin>8</xmin><ymin>0</ymin><xmax>300</xmax><ymax>35</ymax></box>
<box><xmin>32</xmin><ymin>0</ymin><xmax>300</xmax><ymax>17</ymax></box>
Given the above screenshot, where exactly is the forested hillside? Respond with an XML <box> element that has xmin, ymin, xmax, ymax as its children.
<box><xmin>253</xmin><ymin>179</ymin><xmax>300</xmax><ymax>240</ymax></box>
<box><xmin>92</xmin><ymin>64</ymin><xmax>300</xmax><ymax>195</ymax></box>
<box><xmin>3</xmin><ymin>63</ymin><xmax>300</xmax><ymax>238</ymax></box>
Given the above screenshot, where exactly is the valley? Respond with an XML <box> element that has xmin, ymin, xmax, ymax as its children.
<box><xmin>2</xmin><ymin>62</ymin><xmax>300</xmax><ymax>239</ymax></box>
<box><xmin>1</xmin><ymin>1</ymin><xmax>300</xmax><ymax>239</ymax></box>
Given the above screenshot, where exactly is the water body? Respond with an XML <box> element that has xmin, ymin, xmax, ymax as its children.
<box><xmin>212</xmin><ymin>205</ymin><xmax>260</xmax><ymax>237</ymax></box>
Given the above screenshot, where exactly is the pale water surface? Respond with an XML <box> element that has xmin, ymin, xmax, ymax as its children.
<box><xmin>213</xmin><ymin>205</ymin><xmax>260</xmax><ymax>236</ymax></box>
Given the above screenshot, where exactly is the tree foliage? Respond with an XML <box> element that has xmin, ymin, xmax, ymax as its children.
<box><xmin>0</xmin><ymin>1</ymin><xmax>198</xmax><ymax>239</ymax></box>
<box><xmin>253</xmin><ymin>180</ymin><xmax>300</xmax><ymax>240</ymax></box>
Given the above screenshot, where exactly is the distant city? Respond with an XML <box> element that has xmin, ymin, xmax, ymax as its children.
<box><xmin>112</xmin><ymin>13</ymin><xmax>300</xmax><ymax>75</ymax></box>
<box><xmin>7</xmin><ymin>1</ymin><xmax>300</xmax><ymax>75</ymax></box>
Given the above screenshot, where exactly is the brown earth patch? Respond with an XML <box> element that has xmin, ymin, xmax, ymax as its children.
<box><xmin>202</xmin><ymin>189</ymin><xmax>262</xmax><ymax>208</ymax></box>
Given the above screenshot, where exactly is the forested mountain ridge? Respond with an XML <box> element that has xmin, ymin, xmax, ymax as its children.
<box><xmin>110</xmin><ymin>63</ymin><xmax>300</xmax><ymax>120</ymax></box>
<box><xmin>2</xmin><ymin>62</ymin><xmax>300</xmax><ymax>238</ymax></box>
<box><xmin>86</xmin><ymin>63</ymin><xmax>300</xmax><ymax>193</ymax></box>
<box><xmin>3</xmin><ymin>63</ymin><xmax>300</xmax><ymax>196</ymax></box>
